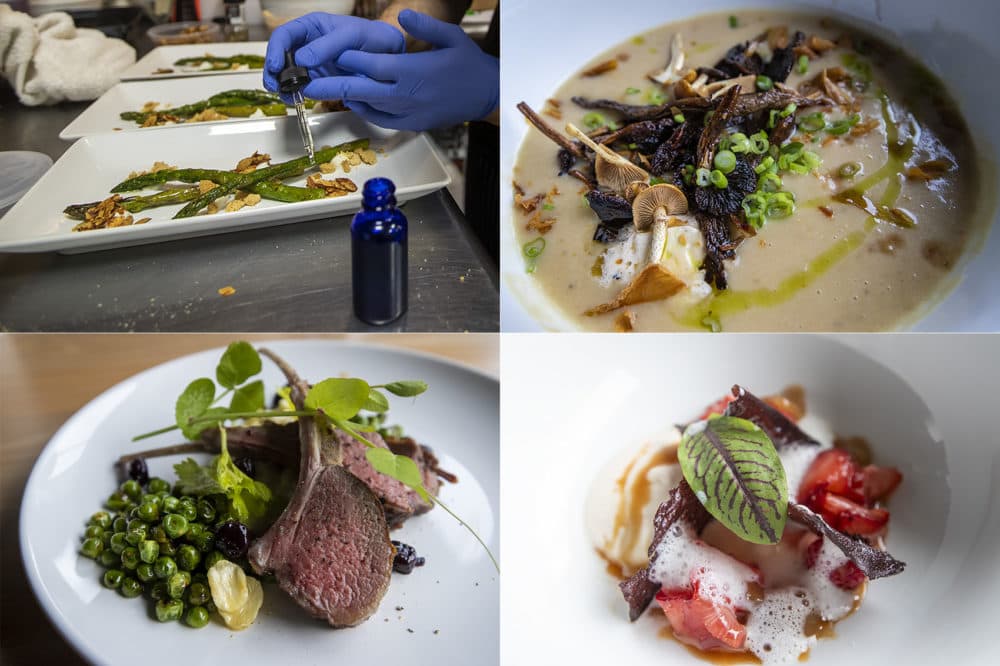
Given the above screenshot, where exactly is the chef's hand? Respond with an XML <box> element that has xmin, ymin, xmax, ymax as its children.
<box><xmin>263</xmin><ymin>13</ymin><xmax>405</xmax><ymax>93</ymax></box>
<box><xmin>303</xmin><ymin>10</ymin><xmax>499</xmax><ymax>131</ymax></box>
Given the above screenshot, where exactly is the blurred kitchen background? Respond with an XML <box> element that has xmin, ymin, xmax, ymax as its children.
<box><xmin>1</xmin><ymin>0</ymin><xmax>498</xmax><ymax>211</ymax></box>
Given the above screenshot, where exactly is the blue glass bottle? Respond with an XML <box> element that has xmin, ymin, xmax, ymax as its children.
<box><xmin>351</xmin><ymin>178</ymin><xmax>407</xmax><ymax>325</ymax></box>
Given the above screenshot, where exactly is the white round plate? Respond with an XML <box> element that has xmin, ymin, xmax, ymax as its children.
<box><xmin>500</xmin><ymin>0</ymin><xmax>1000</xmax><ymax>331</ymax></box>
<box><xmin>20</xmin><ymin>340</ymin><xmax>498</xmax><ymax>666</ymax></box>
<box><xmin>501</xmin><ymin>333</ymin><xmax>1000</xmax><ymax>664</ymax></box>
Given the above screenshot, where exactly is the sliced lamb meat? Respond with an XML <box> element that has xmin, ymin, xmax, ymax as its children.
<box><xmin>248</xmin><ymin>349</ymin><xmax>393</xmax><ymax>628</ymax></box>
<box><xmin>620</xmin><ymin>480</ymin><xmax>710</xmax><ymax>621</ymax></box>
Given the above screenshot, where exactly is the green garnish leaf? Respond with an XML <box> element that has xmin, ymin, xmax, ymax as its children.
<box><xmin>305</xmin><ymin>378</ymin><xmax>371</xmax><ymax>420</ymax></box>
<box><xmin>382</xmin><ymin>380</ymin><xmax>429</xmax><ymax>397</ymax></box>
<box><xmin>230</xmin><ymin>380</ymin><xmax>265</xmax><ymax>413</ymax></box>
<box><xmin>173</xmin><ymin>458</ymin><xmax>224</xmax><ymax>495</ymax></box>
<box><xmin>175</xmin><ymin>378</ymin><xmax>216</xmax><ymax>439</ymax></box>
<box><xmin>363</xmin><ymin>388</ymin><xmax>391</xmax><ymax>413</ymax></box>
<box><xmin>213</xmin><ymin>430</ymin><xmax>272</xmax><ymax>526</ymax></box>
<box><xmin>679</xmin><ymin>416</ymin><xmax>788</xmax><ymax>545</ymax></box>
<box><xmin>215</xmin><ymin>341</ymin><xmax>261</xmax><ymax>389</ymax></box>
<box><xmin>364</xmin><ymin>447</ymin><xmax>430</xmax><ymax>502</ymax></box>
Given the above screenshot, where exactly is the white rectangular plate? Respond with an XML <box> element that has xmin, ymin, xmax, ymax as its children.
<box><xmin>0</xmin><ymin>114</ymin><xmax>450</xmax><ymax>253</ymax></box>
<box><xmin>61</xmin><ymin>74</ymin><xmax>309</xmax><ymax>140</ymax></box>
<box><xmin>119</xmin><ymin>42</ymin><xmax>268</xmax><ymax>81</ymax></box>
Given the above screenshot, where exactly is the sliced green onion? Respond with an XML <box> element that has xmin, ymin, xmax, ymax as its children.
<box><xmin>628</xmin><ymin>143</ymin><xmax>638</xmax><ymax>150</ymax></box>
<box><xmin>646</xmin><ymin>88</ymin><xmax>667</xmax><ymax>105</ymax></box>
<box><xmin>582</xmin><ymin>112</ymin><xmax>608</xmax><ymax>130</ymax></box>
<box><xmin>523</xmin><ymin>237</ymin><xmax>545</xmax><ymax>273</ymax></box>
<box><xmin>683</xmin><ymin>171</ymin><xmax>694</xmax><ymax>186</ymax></box>
<box><xmin>826</xmin><ymin>113</ymin><xmax>862</xmax><ymax>136</ymax></box>
<box><xmin>768</xmin><ymin>109</ymin><xmax>780</xmax><ymax>129</ymax></box>
<box><xmin>718</xmin><ymin>134</ymin><xmax>731</xmax><ymax>151</ymax></box>
<box><xmin>755</xmin><ymin>75</ymin><xmax>773</xmax><ymax>91</ymax></box>
<box><xmin>754</xmin><ymin>156</ymin><xmax>776</xmax><ymax>175</ymax></box>
<box><xmin>683</xmin><ymin>164</ymin><xmax>695</xmax><ymax>175</ymax></box>
<box><xmin>710</xmin><ymin>170</ymin><xmax>728</xmax><ymax>188</ymax></box>
<box><xmin>650</xmin><ymin>176</ymin><xmax>666</xmax><ymax>185</ymax></box>
<box><xmin>797</xmin><ymin>112</ymin><xmax>826</xmax><ymax>133</ymax></box>
<box><xmin>766</xmin><ymin>192</ymin><xmax>796</xmax><ymax>219</ymax></box>
<box><xmin>742</xmin><ymin>192</ymin><xmax>768</xmax><ymax>229</ymax></box>
<box><xmin>780</xmin><ymin>103</ymin><xmax>797</xmax><ymax>118</ymax></box>
<box><xmin>542</xmin><ymin>203</ymin><xmax>555</xmax><ymax>211</ymax></box>
<box><xmin>796</xmin><ymin>54</ymin><xmax>809</xmax><ymax>75</ymax></box>
<box><xmin>787</xmin><ymin>162</ymin><xmax>810</xmax><ymax>175</ymax></box>
<box><xmin>780</xmin><ymin>141</ymin><xmax>805</xmax><ymax>157</ymax></box>
<box><xmin>838</xmin><ymin>161</ymin><xmax>862</xmax><ymax>179</ymax></box>
<box><xmin>625</xmin><ymin>87</ymin><xmax>641</xmax><ymax>95</ymax></box>
<box><xmin>729</xmin><ymin>132</ymin><xmax>751</xmax><ymax>153</ymax></box>
<box><xmin>695</xmin><ymin>168</ymin><xmax>712</xmax><ymax>187</ymax></box>
<box><xmin>728</xmin><ymin>15</ymin><xmax>739</xmax><ymax>28</ymax></box>
<box><xmin>714</xmin><ymin>149</ymin><xmax>737</xmax><ymax>174</ymax></box>
<box><xmin>800</xmin><ymin>150</ymin><xmax>822</xmax><ymax>170</ymax></box>
<box><xmin>749</xmin><ymin>131</ymin><xmax>770</xmax><ymax>155</ymax></box>
<box><xmin>673</xmin><ymin>113</ymin><xmax>685</xmax><ymax>123</ymax></box>
<box><xmin>758</xmin><ymin>171</ymin><xmax>783</xmax><ymax>193</ymax></box>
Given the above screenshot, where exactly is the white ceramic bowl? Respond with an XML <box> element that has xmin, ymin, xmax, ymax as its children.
<box><xmin>500</xmin><ymin>0</ymin><xmax>1000</xmax><ymax>331</ymax></box>
<box><xmin>500</xmin><ymin>333</ymin><xmax>1000</xmax><ymax>664</ymax></box>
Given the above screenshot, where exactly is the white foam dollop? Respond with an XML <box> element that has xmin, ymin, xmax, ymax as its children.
<box><xmin>745</xmin><ymin>588</ymin><xmax>816</xmax><ymax>665</ymax></box>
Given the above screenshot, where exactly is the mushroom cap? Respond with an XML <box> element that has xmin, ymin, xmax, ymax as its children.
<box><xmin>624</xmin><ymin>180</ymin><xmax>649</xmax><ymax>202</ymax></box>
<box><xmin>596</xmin><ymin>158</ymin><xmax>649</xmax><ymax>196</ymax></box>
<box><xmin>631</xmin><ymin>183</ymin><xmax>689</xmax><ymax>231</ymax></box>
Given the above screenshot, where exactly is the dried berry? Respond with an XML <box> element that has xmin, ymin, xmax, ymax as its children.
<box><xmin>391</xmin><ymin>541</ymin><xmax>426</xmax><ymax>575</ymax></box>
<box><xmin>215</xmin><ymin>521</ymin><xmax>250</xmax><ymax>560</ymax></box>
<box><xmin>127</xmin><ymin>458</ymin><xmax>149</xmax><ymax>486</ymax></box>
<box><xmin>233</xmin><ymin>456</ymin><xmax>256</xmax><ymax>479</ymax></box>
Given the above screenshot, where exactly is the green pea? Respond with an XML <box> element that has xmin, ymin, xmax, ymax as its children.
<box><xmin>112</xmin><ymin>516</ymin><xmax>128</xmax><ymax>533</ymax></box>
<box><xmin>186</xmin><ymin>523</ymin><xmax>205</xmax><ymax>541</ymax></box>
<box><xmin>188</xmin><ymin>582</ymin><xmax>211</xmax><ymax>606</ymax></box>
<box><xmin>163</xmin><ymin>513</ymin><xmax>189</xmax><ymax>539</ymax></box>
<box><xmin>99</xmin><ymin>549</ymin><xmax>120</xmax><ymax>568</ymax></box>
<box><xmin>121</xmin><ymin>479</ymin><xmax>142</xmax><ymax>500</ymax></box>
<box><xmin>151</xmin><ymin>525</ymin><xmax>168</xmax><ymax>543</ymax></box>
<box><xmin>136</xmin><ymin>562</ymin><xmax>156</xmax><ymax>583</ymax></box>
<box><xmin>84</xmin><ymin>525</ymin><xmax>103</xmax><ymax>540</ymax></box>
<box><xmin>204</xmin><ymin>551</ymin><xmax>225</xmax><ymax>570</ymax></box>
<box><xmin>106</xmin><ymin>494</ymin><xmax>129</xmax><ymax>511</ymax></box>
<box><xmin>81</xmin><ymin>537</ymin><xmax>103</xmax><ymax>559</ymax></box>
<box><xmin>178</xmin><ymin>501</ymin><xmax>198</xmax><ymax>523</ymax></box>
<box><xmin>138</xmin><ymin>539</ymin><xmax>159</xmax><ymax>564</ymax></box>
<box><xmin>103</xmin><ymin>569</ymin><xmax>124</xmax><ymax>589</ymax></box>
<box><xmin>160</xmin><ymin>541</ymin><xmax>178</xmax><ymax>557</ymax></box>
<box><xmin>154</xmin><ymin>556</ymin><xmax>177</xmax><ymax>579</ymax></box>
<box><xmin>185</xmin><ymin>605</ymin><xmax>210</xmax><ymax>628</ymax></box>
<box><xmin>149</xmin><ymin>581</ymin><xmax>168</xmax><ymax>601</ymax></box>
<box><xmin>148</xmin><ymin>478</ymin><xmax>171</xmax><ymax>494</ymax></box>
<box><xmin>155</xmin><ymin>598</ymin><xmax>184</xmax><ymax>622</ymax></box>
<box><xmin>125</xmin><ymin>521</ymin><xmax>148</xmax><ymax>546</ymax></box>
<box><xmin>196</xmin><ymin>499</ymin><xmax>216</xmax><ymax>523</ymax></box>
<box><xmin>120</xmin><ymin>576</ymin><xmax>143</xmax><ymax>598</ymax></box>
<box><xmin>167</xmin><ymin>571</ymin><xmax>192</xmax><ymax>599</ymax></box>
<box><xmin>121</xmin><ymin>547</ymin><xmax>140</xmax><ymax>570</ymax></box>
<box><xmin>136</xmin><ymin>502</ymin><xmax>159</xmax><ymax>523</ymax></box>
<box><xmin>176</xmin><ymin>545</ymin><xmax>200</xmax><ymax>571</ymax></box>
<box><xmin>143</xmin><ymin>493</ymin><xmax>163</xmax><ymax>508</ymax></box>
<box><xmin>204</xmin><ymin>600</ymin><xmax>217</xmax><ymax>614</ymax></box>
<box><xmin>109</xmin><ymin>532</ymin><xmax>128</xmax><ymax>555</ymax></box>
<box><xmin>162</xmin><ymin>496</ymin><xmax>180</xmax><ymax>513</ymax></box>
<box><xmin>89</xmin><ymin>511</ymin><xmax>112</xmax><ymax>529</ymax></box>
<box><xmin>101</xmin><ymin>532</ymin><xmax>113</xmax><ymax>547</ymax></box>
<box><xmin>193</xmin><ymin>532</ymin><xmax>215</xmax><ymax>554</ymax></box>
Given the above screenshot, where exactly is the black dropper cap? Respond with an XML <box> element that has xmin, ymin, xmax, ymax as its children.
<box><xmin>278</xmin><ymin>50</ymin><xmax>310</xmax><ymax>95</ymax></box>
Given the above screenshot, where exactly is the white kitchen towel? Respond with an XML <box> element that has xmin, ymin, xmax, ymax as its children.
<box><xmin>0</xmin><ymin>4</ymin><xmax>135</xmax><ymax>106</ymax></box>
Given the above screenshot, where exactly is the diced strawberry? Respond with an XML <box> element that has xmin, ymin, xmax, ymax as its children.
<box><xmin>797</xmin><ymin>449</ymin><xmax>865</xmax><ymax>504</ymax></box>
<box><xmin>802</xmin><ymin>534</ymin><xmax>823</xmax><ymax>569</ymax></box>
<box><xmin>820</xmin><ymin>493</ymin><xmax>890</xmax><ymax>535</ymax></box>
<box><xmin>656</xmin><ymin>592</ymin><xmax>748</xmax><ymax>652</ymax></box>
<box><xmin>862</xmin><ymin>465</ymin><xmax>903</xmax><ymax>502</ymax></box>
<box><xmin>697</xmin><ymin>394</ymin><xmax>737</xmax><ymax>420</ymax></box>
<box><xmin>828</xmin><ymin>561</ymin><xmax>866</xmax><ymax>590</ymax></box>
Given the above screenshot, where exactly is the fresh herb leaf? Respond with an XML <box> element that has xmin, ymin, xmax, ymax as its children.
<box><xmin>174</xmin><ymin>457</ymin><xmax>224</xmax><ymax>495</ymax></box>
<box><xmin>175</xmin><ymin>378</ymin><xmax>216</xmax><ymax>439</ymax></box>
<box><xmin>213</xmin><ymin>429</ymin><xmax>272</xmax><ymax>527</ymax></box>
<box><xmin>679</xmin><ymin>416</ymin><xmax>788</xmax><ymax>545</ymax></box>
<box><xmin>215</xmin><ymin>341</ymin><xmax>262</xmax><ymax>389</ymax></box>
<box><xmin>364</xmin><ymin>447</ymin><xmax>430</xmax><ymax>502</ymax></box>
<box><xmin>381</xmin><ymin>380</ymin><xmax>429</xmax><ymax>398</ymax></box>
<box><xmin>230</xmin><ymin>380</ymin><xmax>265</xmax><ymax>414</ymax></box>
<box><xmin>305</xmin><ymin>378</ymin><xmax>370</xmax><ymax>420</ymax></box>
<box><xmin>363</xmin><ymin>388</ymin><xmax>390</xmax><ymax>413</ymax></box>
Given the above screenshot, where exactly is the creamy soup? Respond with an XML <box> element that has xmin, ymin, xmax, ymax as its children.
<box><xmin>511</xmin><ymin>11</ymin><xmax>989</xmax><ymax>331</ymax></box>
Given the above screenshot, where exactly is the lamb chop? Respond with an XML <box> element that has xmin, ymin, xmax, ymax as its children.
<box><xmin>247</xmin><ymin>348</ymin><xmax>393</xmax><ymax>627</ymax></box>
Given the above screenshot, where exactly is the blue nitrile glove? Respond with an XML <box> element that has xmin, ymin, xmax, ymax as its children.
<box><xmin>302</xmin><ymin>9</ymin><xmax>499</xmax><ymax>131</ymax></box>
<box><xmin>263</xmin><ymin>13</ymin><xmax>405</xmax><ymax>95</ymax></box>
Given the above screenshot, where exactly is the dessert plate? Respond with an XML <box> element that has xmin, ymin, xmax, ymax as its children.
<box><xmin>501</xmin><ymin>333</ymin><xmax>1000</xmax><ymax>664</ymax></box>
<box><xmin>0</xmin><ymin>113</ymin><xmax>449</xmax><ymax>253</ymax></box>
<box><xmin>20</xmin><ymin>339</ymin><xmax>498</xmax><ymax>666</ymax></box>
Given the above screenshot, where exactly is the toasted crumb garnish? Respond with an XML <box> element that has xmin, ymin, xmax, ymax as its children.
<box><xmin>306</xmin><ymin>174</ymin><xmax>358</xmax><ymax>197</ymax></box>
<box><xmin>614</xmin><ymin>310</ymin><xmax>637</xmax><ymax>332</ymax></box>
<box><xmin>187</xmin><ymin>108</ymin><xmax>229</xmax><ymax>123</ymax></box>
<box><xmin>318</xmin><ymin>162</ymin><xmax>336</xmax><ymax>174</ymax></box>
<box><xmin>218</xmin><ymin>286</ymin><xmax>236</xmax><ymax>296</ymax></box>
<box><xmin>72</xmin><ymin>195</ymin><xmax>147</xmax><ymax>232</ymax></box>
<box><xmin>359</xmin><ymin>149</ymin><xmax>378</xmax><ymax>165</ymax></box>
<box><xmin>141</xmin><ymin>101</ymin><xmax>160</xmax><ymax>113</ymax></box>
<box><xmin>582</xmin><ymin>59</ymin><xmax>618</xmax><ymax>77</ymax></box>
<box><xmin>525</xmin><ymin>212</ymin><xmax>556</xmax><ymax>234</ymax></box>
<box><xmin>234</xmin><ymin>151</ymin><xmax>270</xmax><ymax>174</ymax></box>
<box><xmin>198</xmin><ymin>180</ymin><xmax>216</xmax><ymax>194</ymax></box>
<box><xmin>206</xmin><ymin>201</ymin><xmax>220</xmax><ymax>214</ymax></box>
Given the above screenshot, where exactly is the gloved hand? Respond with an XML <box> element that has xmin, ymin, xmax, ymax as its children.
<box><xmin>263</xmin><ymin>13</ymin><xmax>405</xmax><ymax>95</ymax></box>
<box><xmin>302</xmin><ymin>9</ymin><xmax>499</xmax><ymax>131</ymax></box>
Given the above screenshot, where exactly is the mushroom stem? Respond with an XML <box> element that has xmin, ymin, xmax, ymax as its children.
<box><xmin>565</xmin><ymin>123</ymin><xmax>646</xmax><ymax>174</ymax></box>
<box><xmin>648</xmin><ymin>207</ymin><xmax>670</xmax><ymax>264</ymax></box>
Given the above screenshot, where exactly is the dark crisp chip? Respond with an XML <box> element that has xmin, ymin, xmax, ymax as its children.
<box><xmin>724</xmin><ymin>384</ymin><xmax>821</xmax><ymax>449</ymax></box>
<box><xmin>788</xmin><ymin>502</ymin><xmax>906</xmax><ymax>580</ymax></box>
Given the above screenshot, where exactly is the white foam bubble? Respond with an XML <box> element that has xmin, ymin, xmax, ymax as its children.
<box><xmin>745</xmin><ymin>588</ymin><xmax>816</xmax><ymax>665</ymax></box>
